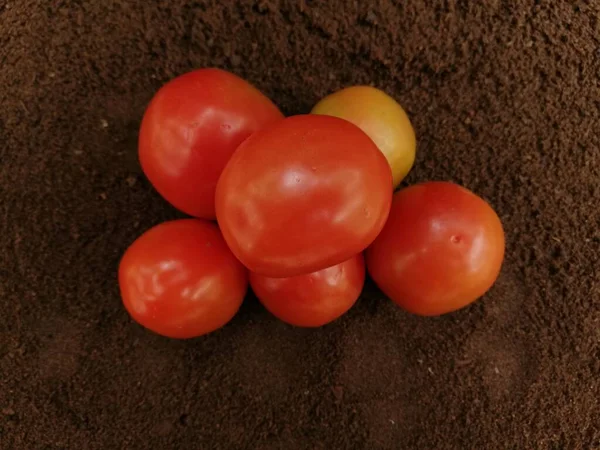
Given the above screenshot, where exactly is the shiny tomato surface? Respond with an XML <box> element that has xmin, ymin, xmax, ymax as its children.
<box><xmin>118</xmin><ymin>219</ymin><xmax>248</xmax><ymax>338</ymax></box>
<box><xmin>139</xmin><ymin>68</ymin><xmax>283</xmax><ymax>219</ymax></box>
<box><xmin>215</xmin><ymin>114</ymin><xmax>393</xmax><ymax>278</ymax></box>
<box><xmin>366</xmin><ymin>182</ymin><xmax>505</xmax><ymax>316</ymax></box>
<box><xmin>250</xmin><ymin>254</ymin><xmax>365</xmax><ymax>327</ymax></box>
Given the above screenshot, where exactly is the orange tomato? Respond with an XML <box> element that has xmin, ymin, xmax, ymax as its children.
<box><xmin>250</xmin><ymin>254</ymin><xmax>365</xmax><ymax>327</ymax></box>
<box><xmin>311</xmin><ymin>85</ymin><xmax>416</xmax><ymax>188</ymax></box>
<box><xmin>366</xmin><ymin>182</ymin><xmax>505</xmax><ymax>316</ymax></box>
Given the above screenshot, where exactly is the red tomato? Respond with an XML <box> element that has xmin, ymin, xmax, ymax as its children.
<box><xmin>366</xmin><ymin>181</ymin><xmax>505</xmax><ymax>316</ymax></box>
<box><xmin>118</xmin><ymin>219</ymin><xmax>248</xmax><ymax>338</ymax></box>
<box><xmin>215</xmin><ymin>114</ymin><xmax>393</xmax><ymax>278</ymax></box>
<box><xmin>250</xmin><ymin>254</ymin><xmax>365</xmax><ymax>327</ymax></box>
<box><xmin>138</xmin><ymin>68</ymin><xmax>283</xmax><ymax>219</ymax></box>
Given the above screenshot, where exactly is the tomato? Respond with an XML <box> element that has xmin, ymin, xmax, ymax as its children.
<box><xmin>365</xmin><ymin>181</ymin><xmax>505</xmax><ymax>316</ymax></box>
<box><xmin>138</xmin><ymin>68</ymin><xmax>283</xmax><ymax>219</ymax></box>
<box><xmin>118</xmin><ymin>219</ymin><xmax>248</xmax><ymax>338</ymax></box>
<box><xmin>311</xmin><ymin>85</ymin><xmax>416</xmax><ymax>188</ymax></box>
<box><xmin>250</xmin><ymin>254</ymin><xmax>365</xmax><ymax>327</ymax></box>
<box><xmin>215</xmin><ymin>114</ymin><xmax>393</xmax><ymax>278</ymax></box>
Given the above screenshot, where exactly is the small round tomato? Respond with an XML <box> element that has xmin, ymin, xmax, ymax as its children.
<box><xmin>250</xmin><ymin>254</ymin><xmax>365</xmax><ymax>327</ymax></box>
<box><xmin>366</xmin><ymin>181</ymin><xmax>505</xmax><ymax>316</ymax></box>
<box><xmin>139</xmin><ymin>68</ymin><xmax>283</xmax><ymax>219</ymax></box>
<box><xmin>118</xmin><ymin>219</ymin><xmax>248</xmax><ymax>338</ymax></box>
<box><xmin>215</xmin><ymin>114</ymin><xmax>393</xmax><ymax>278</ymax></box>
<box><xmin>311</xmin><ymin>85</ymin><xmax>416</xmax><ymax>188</ymax></box>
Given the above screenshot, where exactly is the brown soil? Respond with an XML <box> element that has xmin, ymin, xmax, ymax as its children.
<box><xmin>1</xmin><ymin>1</ymin><xmax>599</xmax><ymax>449</ymax></box>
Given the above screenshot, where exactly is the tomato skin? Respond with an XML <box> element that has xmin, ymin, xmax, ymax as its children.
<box><xmin>215</xmin><ymin>114</ymin><xmax>393</xmax><ymax>278</ymax></box>
<box><xmin>118</xmin><ymin>219</ymin><xmax>248</xmax><ymax>338</ymax></box>
<box><xmin>312</xmin><ymin>86</ymin><xmax>416</xmax><ymax>188</ymax></box>
<box><xmin>365</xmin><ymin>182</ymin><xmax>505</xmax><ymax>316</ymax></box>
<box><xmin>250</xmin><ymin>254</ymin><xmax>365</xmax><ymax>327</ymax></box>
<box><xmin>138</xmin><ymin>68</ymin><xmax>283</xmax><ymax>219</ymax></box>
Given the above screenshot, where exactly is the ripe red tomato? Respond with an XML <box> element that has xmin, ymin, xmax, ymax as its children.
<box><xmin>118</xmin><ymin>219</ymin><xmax>248</xmax><ymax>338</ymax></box>
<box><xmin>250</xmin><ymin>254</ymin><xmax>365</xmax><ymax>327</ymax></box>
<box><xmin>366</xmin><ymin>181</ymin><xmax>505</xmax><ymax>316</ymax></box>
<box><xmin>138</xmin><ymin>68</ymin><xmax>283</xmax><ymax>219</ymax></box>
<box><xmin>215</xmin><ymin>114</ymin><xmax>393</xmax><ymax>278</ymax></box>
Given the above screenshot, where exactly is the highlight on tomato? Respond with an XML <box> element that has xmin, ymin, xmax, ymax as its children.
<box><xmin>366</xmin><ymin>181</ymin><xmax>505</xmax><ymax>316</ymax></box>
<box><xmin>138</xmin><ymin>68</ymin><xmax>283</xmax><ymax>219</ymax></box>
<box><xmin>250</xmin><ymin>254</ymin><xmax>365</xmax><ymax>327</ymax></box>
<box><xmin>311</xmin><ymin>85</ymin><xmax>416</xmax><ymax>188</ymax></box>
<box><xmin>118</xmin><ymin>219</ymin><xmax>248</xmax><ymax>338</ymax></box>
<box><xmin>215</xmin><ymin>114</ymin><xmax>393</xmax><ymax>278</ymax></box>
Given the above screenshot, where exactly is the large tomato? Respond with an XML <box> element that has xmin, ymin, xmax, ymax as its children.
<box><xmin>215</xmin><ymin>114</ymin><xmax>393</xmax><ymax>278</ymax></box>
<box><xmin>118</xmin><ymin>219</ymin><xmax>248</xmax><ymax>338</ymax></box>
<box><xmin>312</xmin><ymin>85</ymin><xmax>416</xmax><ymax>188</ymax></box>
<box><xmin>250</xmin><ymin>254</ymin><xmax>365</xmax><ymax>327</ymax></box>
<box><xmin>366</xmin><ymin>181</ymin><xmax>505</xmax><ymax>316</ymax></box>
<box><xmin>138</xmin><ymin>68</ymin><xmax>283</xmax><ymax>219</ymax></box>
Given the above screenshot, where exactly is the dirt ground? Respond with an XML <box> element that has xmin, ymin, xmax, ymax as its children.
<box><xmin>1</xmin><ymin>1</ymin><xmax>599</xmax><ymax>449</ymax></box>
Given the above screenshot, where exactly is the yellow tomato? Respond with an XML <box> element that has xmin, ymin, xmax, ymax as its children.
<box><xmin>311</xmin><ymin>86</ymin><xmax>416</xmax><ymax>188</ymax></box>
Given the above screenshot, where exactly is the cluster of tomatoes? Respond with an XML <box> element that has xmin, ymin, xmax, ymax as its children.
<box><xmin>118</xmin><ymin>68</ymin><xmax>505</xmax><ymax>339</ymax></box>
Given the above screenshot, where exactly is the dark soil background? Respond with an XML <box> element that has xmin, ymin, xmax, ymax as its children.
<box><xmin>1</xmin><ymin>0</ymin><xmax>599</xmax><ymax>449</ymax></box>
